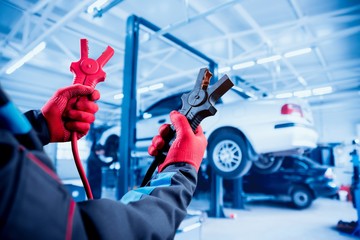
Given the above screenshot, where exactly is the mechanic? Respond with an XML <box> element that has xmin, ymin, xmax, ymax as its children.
<box><xmin>0</xmin><ymin>83</ymin><xmax>207</xmax><ymax>239</ymax></box>
<box><xmin>87</xmin><ymin>143</ymin><xmax>115</xmax><ymax>199</ymax></box>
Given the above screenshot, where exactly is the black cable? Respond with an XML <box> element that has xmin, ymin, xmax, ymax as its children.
<box><xmin>140</xmin><ymin>127</ymin><xmax>176</xmax><ymax>187</ymax></box>
<box><xmin>141</xmin><ymin>154</ymin><xmax>165</xmax><ymax>187</ymax></box>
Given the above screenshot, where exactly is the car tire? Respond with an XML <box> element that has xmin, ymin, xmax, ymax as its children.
<box><xmin>208</xmin><ymin>130</ymin><xmax>252</xmax><ymax>179</ymax></box>
<box><xmin>252</xmin><ymin>156</ymin><xmax>284</xmax><ymax>174</ymax></box>
<box><xmin>291</xmin><ymin>186</ymin><xmax>313</xmax><ymax>209</ymax></box>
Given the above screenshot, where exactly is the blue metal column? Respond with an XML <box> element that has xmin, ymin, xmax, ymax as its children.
<box><xmin>209</xmin><ymin>169</ymin><xmax>225</xmax><ymax>218</ymax></box>
<box><xmin>232</xmin><ymin>177</ymin><xmax>245</xmax><ymax>209</ymax></box>
<box><xmin>117</xmin><ymin>16</ymin><xmax>227</xmax><ymax>221</ymax></box>
<box><xmin>208</xmin><ymin>62</ymin><xmax>226</xmax><ymax>218</ymax></box>
<box><xmin>117</xmin><ymin>15</ymin><xmax>139</xmax><ymax>199</ymax></box>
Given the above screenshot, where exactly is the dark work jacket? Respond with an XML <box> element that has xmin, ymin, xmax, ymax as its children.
<box><xmin>0</xmin><ymin>110</ymin><xmax>198</xmax><ymax>240</ymax></box>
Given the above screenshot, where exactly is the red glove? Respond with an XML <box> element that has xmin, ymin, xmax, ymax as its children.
<box><xmin>41</xmin><ymin>84</ymin><xmax>100</xmax><ymax>142</ymax></box>
<box><xmin>148</xmin><ymin>111</ymin><xmax>207</xmax><ymax>172</ymax></box>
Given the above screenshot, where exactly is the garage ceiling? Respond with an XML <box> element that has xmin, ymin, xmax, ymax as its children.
<box><xmin>1</xmin><ymin>0</ymin><xmax>359</xmax><ymax>126</ymax></box>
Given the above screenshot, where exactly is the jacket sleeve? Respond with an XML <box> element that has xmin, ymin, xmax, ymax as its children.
<box><xmin>1</xmin><ymin>114</ymin><xmax>198</xmax><ymax>239</ymax></box>
<box><xmin>0</xmin><ymin>129</ymin><xmax>88</xmax><ymax>240</ymax></box>
<box><xmin>78</xmin><ymin>163</ymin><xmax>198</xmax><ymax>240</ymax></box>
<box><xmin>24</xmin><ymin>110</ymin><xmax>51</xmax><ymax>146</ymax></box>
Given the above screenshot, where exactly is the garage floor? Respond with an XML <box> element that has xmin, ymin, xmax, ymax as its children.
<box><xmin>198</xmin><ymin>198</ymin><xmax>358</xmax><ymax>240</ymax></box>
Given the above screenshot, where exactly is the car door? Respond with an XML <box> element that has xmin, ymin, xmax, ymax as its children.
<box><xmin>136</xmin><ymin>94</ymin><xmax>183</xmax><ymax>150</ymax></box>
<box><xmin>265</xmin><ymin>158</ymin><xmax>297</xmax><ymax>194</ymax></box>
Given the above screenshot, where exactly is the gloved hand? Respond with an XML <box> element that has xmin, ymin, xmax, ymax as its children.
<box><xmin>41</xmin><ymin>84</ymin><xmax>100</xmax><ymax>142</ymax></box>
<box><xmin>148</xmin><ymin>111</ymin><xmax>207</xmax><ymax>172</ymax></box>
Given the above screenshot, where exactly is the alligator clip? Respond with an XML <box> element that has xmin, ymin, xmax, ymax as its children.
<box><xmin>70</xmin><ymin>39</ymin><xmax>115</xmax><ymax>88</ymax></box>
<box><xmin>140</xmin><ymin>68</ymin><xmax>234</xmax><ymax>187</ymax></box>
<box><xmin>179</xmin><ymin>68</ymin><xmax>234</xmax><ymax>131</ymax></box>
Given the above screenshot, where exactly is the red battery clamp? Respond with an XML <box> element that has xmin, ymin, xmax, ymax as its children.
<box><xmin>70</xmin><ymin>39</ymin><xmax>114</xmax><ymax>199</ymax></box>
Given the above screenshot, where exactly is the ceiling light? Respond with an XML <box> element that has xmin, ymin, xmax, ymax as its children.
<box><xmin>232</xmin><ymin>61</ymin><xmax>255</xmax><ymax>70</ymax></box>
<box><xmin>114</xmin><ymin>93</ymin><xmax>124</xmax><ymax>99</ymax></box>
<box><xmin>284</xmin><ymin>47</ymin><xmax>312</xmax><ymax>58</ymax></box>
<box><xmin>275</xmin><ymin>92</ymin><xmax>293</xmax><ymax>99</ymax></box>
<box><xmin>245</xmin><ymin>91</ymin><xmax>258</xmax><ymax>100</ymax></box>
<box><xmin>138</xmin><ymin>87</ymin><xmax>150</xmax><ymax>94</ymax></box>
<box><xmin>143</xmin><ymin>112</ymin><xmax>152</xmax><ymax>119</ymax></box>
<box><xmin>297</xmin><ymin>76</ymin><xmax>307</xmax><ymax>86</ymax></box>
<box><xmin>87</xmin><ymin>0</ymin><xmax>109</xmax><ymax>14</ymax></box>
<box><xmin>6</xmin><ymin>41</ymin><xmax>47</xmax><ymax>74</ymax></box>
<box><xmin>256</xmin><ymin>55</ymin><xmax>282</xmax><ymax>64</ymax></box>
<box><xmin>140</xmin><ymin>32</ymin><xmax>151</xmax><ymax>42</ymax></box>
<box><xmin>234</xmin><ymin>86</ymin><xmax>244</xmax><ymax>92</ymax></box>
<box><xmin>114</xmin><ymin>83</ymin><xmax>162</xmax><ymax>99</ymax></box>
<box><xmin>312</xmin><ymin>86</ymin><xmax>333</xmax><ymax>95</ymax></box>
<box><xmin>218</xmin><ymin>66</ymin><xmax>231</xmax><ymax>73</ymax></box>
<box><xmin>149</xmin><ymin>83</ymin><xmax>164</xmax><ymax>90</ymax></box>
<box><xmin>138</xmin><ymin>83</ymin><xmax>164</xmax><ymax>94</ymax></box>
<box><xmin>293</xmin><ymin>90</ymin><xmax>312</xmax><ymax>98</ymax></box>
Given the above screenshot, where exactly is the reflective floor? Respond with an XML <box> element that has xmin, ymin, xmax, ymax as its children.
<box><xmin>198</xmin><ymin>198</ymin><xmax>358</xmax><ymax>240</ymax></box>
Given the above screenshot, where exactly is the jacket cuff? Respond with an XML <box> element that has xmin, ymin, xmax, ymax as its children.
<box><xmin>24</xmin><ymin>110</ymin><xmax>50</xmax><ymax>146</ymax></box>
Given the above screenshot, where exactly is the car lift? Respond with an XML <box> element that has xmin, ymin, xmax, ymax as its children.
<box><xmin>119</xmin><ymin>15</ymin><xmax>226</xmax><ymax>218</ymax></box>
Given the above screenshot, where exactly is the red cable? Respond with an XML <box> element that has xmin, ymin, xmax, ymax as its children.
<box><xmin>71</xmin><ymin>132</ymin><xmax>93</xmax><ymax>200</ymax></box>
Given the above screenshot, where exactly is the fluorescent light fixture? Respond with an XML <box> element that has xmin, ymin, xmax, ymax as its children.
<box><xmin>284</xmin><ymin>47</ymin><xmax>312</xmax><ymax>58</ymax></box>
<box><xmin>137</xmin><ymin>83</ymin><xmax>164</xmax><ymax>94</ymax></box>
<box><xmin>138</xmin><ymin>87</ymin><xmax>150</xmax><ymax>94</ymax></box>
<box><xmin>275</xmin><ymin>92</ymin><xmax>293</xmax><ymax>99</ymax></box>
<box><xmin>297</xmin><ymin>76</ymin><xmax>307</xmax><ymax>86</ymax></box>
<box><xmin>142</xmin><ymin>112</ymin><xmax>152</xmax><ymax>119</ymax></box>
<box><xmin>113</xmin><ymin>93</ymin><xmax>124</xmax><ymax>100</ymax></box>
<box><xmin>140</xmin><ymin>32</ymin><xmax>151</xmax><ymax>42</ymax></box>
<box><xmin>256</xmin><ymin>55</ymin><xmax>281</xmax><ymax>64</ymax></box>
<box><xmin>312</xmin><ymin>86</ymin><xmax>333</xmax><ymax>95</ymax></box>
<box><xmin>245</xmin><ymin>91</ymin><xmax>258</xmax><ymax>100</ymax></box>
<box><xmin>87</xmin><ymin>0</ymin><xmax>109</xmax><ymax>14</ymax></box>
<box><xmin>113</xmin><ymin>83</ymin><xmax>163</xmax><ymax>100</ymax></box>
<box><xmin>6</xmin><ymin>41</ymin><xmax>46</xmax><ymax>74</ymax></box>
<box><xmin>218</xmin><ymin>66</ymin><xmax>231</xmax><ymax>73</ymax></box>
<box><xmin>232</xmin><ymin>61</ymin><xmax>255</xmax><ymax>70</ymax></box>
<box><xmin>236</xmin><ymin>87</ymin><xmax>244</xmax><ymax>92</ymax></box>
<box><xmin>149</xmin><ymin>83</ymin><xmax>164</xmax><ymax>90</ymax></box>
<box><xmin>293</xmin><ymin>90</ymin><xmax>312</xmax><ymax>98</ymax></box>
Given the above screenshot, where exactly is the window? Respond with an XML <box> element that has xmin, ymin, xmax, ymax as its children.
<box><xmin>293</xmin><ymin>160</ymin><xmax>308</xmax><ymax>170</ymax></box>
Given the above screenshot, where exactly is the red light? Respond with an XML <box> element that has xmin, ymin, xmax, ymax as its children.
<box><xmin>281</xmin><ymin>104</ymin><xmax>303</xmax><ymax>117</ymax></box>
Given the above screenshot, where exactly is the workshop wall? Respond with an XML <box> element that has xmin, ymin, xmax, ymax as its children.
<box><xmin>313</xmin><ymin>106</ymin><xmax>360</xmax><ymax>144</ymax></box>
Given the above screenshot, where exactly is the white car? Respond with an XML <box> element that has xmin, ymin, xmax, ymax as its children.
<box><xmin>98</xmin><ymin>86</ymin><xmax>318</xmax><ymax>178</ymax></box>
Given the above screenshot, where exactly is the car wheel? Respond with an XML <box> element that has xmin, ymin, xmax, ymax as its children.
<box><xmin>208</xmin><ymin>131</ymin><xmax>252</xmax><ymax>179</ymax></box>
<box><xmin>291</xmin><ymin>186</ymin><xmax>313</xmax><ymax>209</ymax></box>
<box><xmin>252</xmin><ymin>156</ymin><xmax>284</xmax><ymax>174</ymax></box>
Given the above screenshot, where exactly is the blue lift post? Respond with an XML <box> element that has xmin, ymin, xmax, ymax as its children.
<box><xmin>117</xmin><ymin>15</ymin><xmax>139</xmax><ymax>199</ymax></box>
<box><xmin>118</xmin><ymin>14</ymin><xmax>225</xmax><ymax>218</ymax></box>
<box><xmin>232</xmin><ymin>177</ymin><xmax>245</xmax><ymax>209</ymax></box>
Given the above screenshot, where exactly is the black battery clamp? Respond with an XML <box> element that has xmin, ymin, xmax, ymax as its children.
<box><xmin>140</xmin><ymin>68</ymin><xmax>234</xmax><ymax>187</ymax></box>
